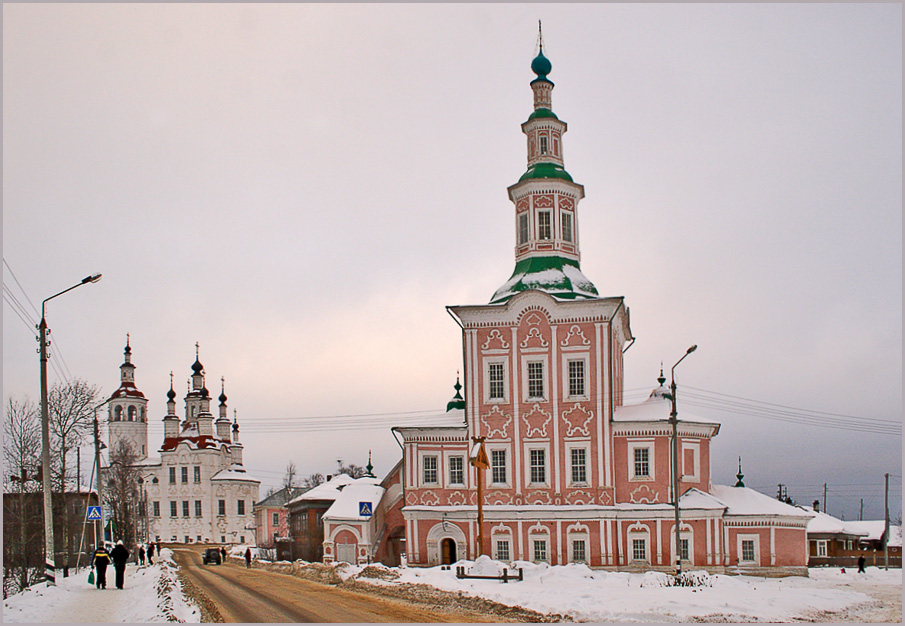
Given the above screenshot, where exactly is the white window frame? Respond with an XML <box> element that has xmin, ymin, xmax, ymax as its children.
<box><xmin>627</xmin><ymin>439</ymin><xmax>655</xmax><ymax>481</ymax></box>
<box><xmin>627</xmin><ymin>525</ymin><xmax>651</xmax><ymax>564</ymax></box>
<box><xmin>273</xmin><ymin>512</ymin><xmax>280</xmax><ymax>527</ymax></box>
<box><xmin>568</xmin><ymin>445</ymin><xmax>589</xmax><ymax>486</ymax></box>
<box><xmin>631</xmin><ymin>538</ymin><xmax>647</xmax><ymax>563</ymax></box>
<box><xmin>539</xmin><ymin>134</ymin><xmax>548</xmax><ymax>155</ymax></box>
<box><xmin>562</xmin><ymin>211</ymin><xmax>573</xmax><ymax>243</ymax></box>
<box><xmin>738</xmin><ymin>534</ymin><xmax>760</xmax><ymax>565</ymax></box>
<box><xmin>681</xmin><ymin>441</ymin><xmax>700</xmax><ymax>483</ymax></box>
<box><xmin>567</xmin><ymin>527</ymin><xmax>590</xmax><ymax>563</ymax></box>
<box><xmin>538</xmin><ymin>210</ymin><xmax>551</xmax><ymax>240</ymax></box>
<box><xmin>518</xmin><ymin>213</ymin><xmax>529</xmax><ymax>245</ymax></box>
<box><xmin>521</xmin><ymin>356</ymin><xmax>549</xmax><ymax>402</ymax></box>
<box><xmin>562</xmin><ymin>353</ymin><xmax>590</xmax><ymax>400</ymax></box>
<box><xmin>483</xmin><ymin>356</ymin><xmax>509</xmax><ymax>404</ymax></box>
<box><xmin>495</xmin><ymin>538</ymin><xmax>511</xmax><ymax>562</ymax></box>
<box><xmin>529</xmin><ymin>534</ymin><xmax>550</xmax><ymax>563</ymax></box>
<box><xmin>421</xmin><ymin>454</ymin><xmax>439</xmax><ymax>486</ymax></box>
<box><xmin>525</xmin><ymin>444</ymin><xmax>550</xmax><ymax>487</ymax></box>
<box><xmin>816</xmin><ymin>540</ymin><xmax>828</xmax><ymax>557</ymax></box>
<box><xmin>671</xmin><ymin>524</ymin><xmax>695</xmax><ymax>566</ymax></box>
<box><xmin>447</xmin><ymin>454</ymin><xmax>465</xmax><ymax>486</ymax></box>
<box><xmin>489</xmin><ymin>447</ymin><xmax>510</xmax><ymax>487</ymax></box>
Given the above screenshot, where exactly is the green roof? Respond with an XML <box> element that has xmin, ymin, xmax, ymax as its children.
<box><xmin>490</xmin><ymin>256</ymin><xmax>599</xmax><ymax>304</ymax></box>
<box><xmin>527</xmin><ymin>108</ymin><xmax>559</xmax><ymax>121</ymax></box>
<box><xmin>518</xmin><ymin>162</ymin><xmax>574</xmax><ymax>183</ymax></box>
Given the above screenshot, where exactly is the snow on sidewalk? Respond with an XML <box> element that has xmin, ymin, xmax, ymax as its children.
<box><xmin>3</xmin><ymin>549</ymin><xmax>200</xmax><ymax>623</ymax></box>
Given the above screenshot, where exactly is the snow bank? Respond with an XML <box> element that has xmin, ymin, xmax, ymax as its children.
<box><xmin>3</xmin><ymin>550</ymin><xmax>199</xmax><ymax>623</ymax></box>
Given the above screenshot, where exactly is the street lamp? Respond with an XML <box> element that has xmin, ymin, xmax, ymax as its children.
<box><xmin>39</xmin><ymin>273</ymin><xmax>101</xmax><ymax>585</ymax></box>
<box><xmin>669</xmin><ymin>344</ymin><xmax>696</xmax><ymax>576</ymax></box>
<box><xmin>92</xmin><ymin>398</ymin><xmax>111</xmax><ymax>546</ymax></box>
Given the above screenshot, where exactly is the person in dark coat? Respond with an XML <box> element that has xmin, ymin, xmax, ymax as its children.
<box><xmin>92</xmin><ymin>544</ymin><xmax>111</xmax><ymax>589</ymax></box>
<box><xmin>147</xmin><ymin>542</ymin><xmax>155</xmax><ymax>565</ymax></box>
<box><xmin>220</xmin><ymin>546</ymin><xmax>227</xmax><ymax>562</ymax></box>
<box><xmin>111</xmin><ymin>540</ymin><xmax>130</xmax><ymax>589</ymax></box>
<box><xmin>138</xmin><ymin>544</ymin><xmax>146</xmax><ymax>566</ymax></box>
<box><xmin>857</xmin><ymin>553</ymin><xmax>866</xmax><ymax>573</ymax></box>
<box><xmin>244</xmin><ymin>547</ymin><xmax>252</xmax><ymax>569</ymax></box>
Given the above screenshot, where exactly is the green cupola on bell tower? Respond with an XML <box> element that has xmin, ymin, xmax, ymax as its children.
<box><xmin>491</xmin><ymin>22</ymin><xmax>600</xmax><ymax>304</ymax></box>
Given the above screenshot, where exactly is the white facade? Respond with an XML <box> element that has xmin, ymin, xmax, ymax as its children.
<box><xmin>106</xmin><ymin>341</ymin><xmax>260</xmax><ymax>545</ymax></box>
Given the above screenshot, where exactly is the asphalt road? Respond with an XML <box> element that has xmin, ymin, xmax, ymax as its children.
<box><xmin>172</xmin><ymin>548</ymin><xmax>495</xmax><ymax>623</ymax></box>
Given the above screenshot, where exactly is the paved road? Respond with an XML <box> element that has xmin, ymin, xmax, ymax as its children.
<box><xmin>173</xmin><ymin>548</ymin><xmax>496</xmax><ymax>623</ymax></box>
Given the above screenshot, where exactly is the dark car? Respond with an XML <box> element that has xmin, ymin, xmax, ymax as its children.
<box><xmin>202</xmin><ymin>548</ymin><xmax>222</xmax><ymax>565</ymax></box>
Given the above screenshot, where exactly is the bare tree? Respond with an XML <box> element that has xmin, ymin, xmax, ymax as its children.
<box><xmin>302</xmin><ymin>472</ymin><xmax>325</xmax><ymax>488</ymax></box>
<box><xmin>336</xmin><ymin>464</ymin><xmax>367</xmax><ymax>479</ymax></box>
<box><xmin>283</xmin><ymin>462</ymin><xmax>299</xmax><ymax>491</ymax></box>
<box><xmin>3</xmin><ymin>397</ymin><xmax>43</xmax><ymax>593</ymax></box>
<box><xmin>103</xmin><ymin>439</ymin><xmax>141</xmax><ymax>547</ymax></box>
<box><xmin>47</xmin><ymin>379</ymin><xmax>99</xmax><ymax>493</ymax></box>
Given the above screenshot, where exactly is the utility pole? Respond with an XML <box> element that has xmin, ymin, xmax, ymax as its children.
<box><xmin>469</xmin><ymin>437</ymin><xmax>488</xmax><ymax>558</ymax></box>
<box><xmin>669</xmin><ymin>345</ymin><xmax>697</xmax><ymax>576</ymax></box>
<box><xmin>94</xmin><ymin>410</ymin><xmax>103</xmax><ymax>545</ymax></box>
<box><xmin>860</xmin><ymin>498</ymin><xmax>864</xmax><ymax>521</ymax></box>
<box><xmin>884</xmin><ymin>472</ymin><xmax>889</xmax><ymax>570</ymax></box>
<box><xmin>823</xmin><ymin>483</ymin><xmax>827</xmax><ymax>515</ymax></box>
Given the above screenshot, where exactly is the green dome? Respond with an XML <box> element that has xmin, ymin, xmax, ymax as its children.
<box><xmin>527</xmin><ymin>108</ymin><xmax>559</xmax><ymax>121</ymax></box>
<box><xmin>531</xmin><ymin>50</ymin><xmax>552</xmax><ymax>78</ymax></box>
<box><xmin>518</xmin><ymin>162</ymin><xmax>574</xmax><ymax>183</ymax></box>
<box><xmin>491</xmin><ymin>256</ymin><xmax>599</xmax><ymax>304</ymax></box>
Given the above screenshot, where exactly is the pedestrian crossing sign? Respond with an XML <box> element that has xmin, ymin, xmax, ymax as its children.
<box><xmin>87</xmin><ymin>506</ymin><xmax>103</xmax><ymax>521</ymax></box>
<box><xmin>359</xmin><ymin>502</ymin><xmax>373</xmax><ymax>517</ymax></box>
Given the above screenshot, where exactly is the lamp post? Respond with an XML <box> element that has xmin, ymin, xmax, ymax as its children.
<box><xmin>39</xmin><ymin>273</ymin><xmax>101</xmax><ymax>585</ymax></box>
<box><xmin>669</xmin><ymin>344</ymin><xmax>696</xmax><ymax>576</ymax></box>
<box><xmin>93</xmin><ymin>399</ymin><xmax>111</xmax><ymax>546</ymax></box>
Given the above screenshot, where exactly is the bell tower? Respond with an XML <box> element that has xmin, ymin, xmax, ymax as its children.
<box><xmin>107</xmin><ymin>335</ymin><xmax>149</xmax><ymax>460</ymax></box>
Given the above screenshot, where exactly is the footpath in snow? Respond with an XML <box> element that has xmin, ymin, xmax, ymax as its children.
<box><xmin>2</xmin><ymin>548</ymin><xmax>199</xmax><ymax>623</ymax></box>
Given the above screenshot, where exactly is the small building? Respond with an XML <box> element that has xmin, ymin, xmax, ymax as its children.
<box><xmin>322</xmin><ymin>478</ymin><xmax>384</xmax><ymax>565</ymax></box>
<box><xmin>287</xmin><ymin>474</ymin><xmax>354</xmax><ymax>562</ymax></box>
<box><xmin>254</xmin><ymin>486</ymin><xmax>306</xmax><ymax>548</ymax></box>
<box><xmin>801</xmin><ymin>505</ymin><xmax>868</xmax><ymax>568</ymax></box>
<box><xmin>845</xmin><ymin>521</ymin><xmax>902</xmax><ymax>567</ymax></box>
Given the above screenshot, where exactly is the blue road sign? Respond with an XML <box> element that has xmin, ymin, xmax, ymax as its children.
<box><xmin>87</xmin><ymin>506</ymin><xmax>103</xmax><ymax>521</ymax></box>
<box><xmin>359</xmin><ymin>502</ymin><xmax>373</xmax><ymax>517</ymax></box>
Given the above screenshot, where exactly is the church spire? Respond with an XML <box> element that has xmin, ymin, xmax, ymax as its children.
<box><xmin>491</xmin><ymin>29</ymin><xmax>599</xmax><ymax>304</ymax></box>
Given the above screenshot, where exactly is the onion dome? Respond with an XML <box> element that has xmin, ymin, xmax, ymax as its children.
<box><xmin>191</xmin><ymin>359</ymin><xmax>203</xmax><ymax>374</ymax></box>
<box><xmin>219</xmin><ymin>376</ymin><xmax>228</xmax><ymax>404</ymax></box>
<box><xmin>200</xmin><ymin>386</ymin><xmax>209</xmax><ymax>398</ymax></box>
<box><xmin>735</xmin><ymin>457</ymin><xmax>745</xmax><ymax>488</ymax></box>
<box><xmin>167</xmin><ymin>371</ymin><xmax>176</xmax><ymax>400</ymax></box>
<box><xmin>446</xmin><ymin>375</ymin><xmax>466</xmax><ymax>412</ymax></box>
<box><xmin>648</xmin><ymin>367</ymin><xmax>671</xmax><ymax>400</ymax></box>
<box><xmin>531</xmin><ymin>49</ymin><xmax>552</xmax><ymax>81</ymax></box>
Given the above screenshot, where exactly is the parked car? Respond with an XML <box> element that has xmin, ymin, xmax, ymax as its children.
<box><xmin>202</xmin><ymin>547</ymin><xmax>222</xmax><ymax>565</ymax></box>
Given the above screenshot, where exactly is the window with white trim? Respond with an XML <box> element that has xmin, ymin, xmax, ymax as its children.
<box><xmin>816</xmin><ymin>540</ymin><xmax>828</xmax><ymax>557</ymax></box>
<box><xmin>181</xmin><ymin>466</ymin><xmax>188</xmax><ymax>483</ymax></box>
<box><xmin>741</xmin><ymin>539</ymin><xmax>755</xmax><ymax>562</ymax></box>
<box><xmin>529</xmin><ymin>449</ymin><xmax>546</xmax><ymax>484</ymax></box>
<box><xmin>680</xmin><ymin>538</ymin><xmax>689</xmax><ymax>561</ymax></box>
<box><xmin>237</xmin><ymin>499</ymin><xmax>245</xmax><ymax>515</ymax></box>
<box><xmin>169</xmin><ymin>501</ymin><xmax>177</xmax><ymax>517</ymax></box>
<box><xmin>562</xmin><ymin>212</ymin><xmax>573</xmax><ymax>242</ymax></box>
<box><xmin>737</xmin><ymin>534</ymin><xmax>760</xmax><ymax>565</ymax></box>
<box><xmin>218</xmin><ymin>499</ymin><xmax>226</xmax><ymax>516</ymax></box>
<box><xmin>152</xmin><ymin>501</ymin><xmax>160</xmax><ymax>517</ymax></box>
<box><xmin>449</xmin><ymin>455</ymin><xmax>464</xmax><ymax>485</ymax></box>
<box><xmin>182</xmin><ymin>500</ymin><xmax>189</xmax><ymax>517</ymax></box>
<box><xmin>538</xmin><ymin>211</ymin><xmax>551</xmax><ymax>240</ymax></box>
<box><xmin>539</xmin><ymin>135</ymin><xmax>548</xmax><ymax>155</ymax></box>
<box><xmin>634</xmin><ymin>448</ymin><xmax>650</xmax><ymax>478</ymax></box>
<box><xmin>527</xmin><ymin>361</ymin><xmax>545</xmax><ymax>400</ymax></box>
<box><xmin>533</xmin><ymin>539</ymin><xmax>548</xmax><ymax>562</ymax></box>
<box><xmin>169</xmin><ymin>467</ymin><xmax>176</xmax><ymax>484</ymax></box>
<box><xmin>273</xmin><ymin>512</ymin><xmax>280</xmax><ymax>526</ymax></box>
<box><xmin>491</xmin><ymin>449</ymin><xmax>507</xmax><ymax>484</ymax></box>
<box><xmin>422</xmin><ymin>455</ymin><xmax>438</xmax><ymax>485</ymax></box>
<box><xmin>489</xmin><ymin>362</ymin><xmax>505</xmax><ymax>400</ymax></box>
<box><xmin>570</xmin><ymin>448</ymin><xmax>587</xmax><ymax>484</ymax></box>
<box><xmin>632</xmin><ymin>538</ymin><xmax>647</xmax><ymax>562</ymax></box>
<box><xmin>194</xmin><ymin>500</ymin><xmax>202</xmax><ymax>517</ymax></box>
<box><xmin>572</xmin><ymin>539</ymin><xmax>587</xmax><ymax>563</ymax></box>
<box><xmin>518</xmin><ymin>213</ymin><xmax>529</xmax><ymax>245</ymax></box>
<box><xmin>567</xmin><ymin>359</ymin><xmax>585</xmax><ymax>397</ymax></box>
<box><xmin>495</xmin><ymin>539</ymin><xmax>511</xmax><ymax>562</ymax></box>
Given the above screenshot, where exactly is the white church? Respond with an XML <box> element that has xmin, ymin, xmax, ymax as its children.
<box><xmin>106</xmin><ymin>338</ymin><xmax>260</xmax><ymax>545</ymax></box>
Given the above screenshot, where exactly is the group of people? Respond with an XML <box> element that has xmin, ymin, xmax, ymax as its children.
<box><xmin>91</xmin><ymin>541</ymin><xmax>158</xmax><ymax>590</ymax></box>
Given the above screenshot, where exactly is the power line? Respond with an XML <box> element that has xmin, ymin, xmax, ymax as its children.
<box><xmin>3</xmin><ymin>258</ymin><xmax>40</xmax><ymax>318</ymax></box>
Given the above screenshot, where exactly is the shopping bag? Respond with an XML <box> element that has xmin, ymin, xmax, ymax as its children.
<box><xmin>88</xmin><ymin>569</ymin><xmax>95</xmax><ymax>585</ymax></box>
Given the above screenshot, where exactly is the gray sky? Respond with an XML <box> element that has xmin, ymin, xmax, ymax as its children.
<box><xmin>4</xmin><ymin>4</ymin><xmax>901</xmax><ymax>520</ymax></box>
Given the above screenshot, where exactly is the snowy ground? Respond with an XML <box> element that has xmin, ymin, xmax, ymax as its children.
<box><xmin>2</xmin><ymin>548</ymin><xmax>200</xmax><ymax>623</ymax></box>
<box><xmin>337</xmin><ymin>556</ymin><xmax>903</xmax><ymax>622</ymax></box>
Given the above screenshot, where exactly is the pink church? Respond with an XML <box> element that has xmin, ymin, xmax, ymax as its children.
<box><xmin>382</xmin><ymin>39</ymin><xmax>810</xmax><ymax>576</ymax></box>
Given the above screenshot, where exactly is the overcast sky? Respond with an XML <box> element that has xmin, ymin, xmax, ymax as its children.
<box><xmin>3</xmin><ymin>4</ymin><xmax>901</xmax><ymax>520</ymax></box>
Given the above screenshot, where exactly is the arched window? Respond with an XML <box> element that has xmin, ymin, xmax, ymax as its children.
<box><xmin>140</xmin><ymin>407</ymin><xmax>146</xmax><ymax>422</ymax></box>
<box><xmin>128</xmin><ymin>406</ymin><xmax>136</xmax><ymax>421</ymax></box>
<box><xmin>114</xmin><ymin>406</ymin><xmax>123</xmax><ymax>422</ymax></box>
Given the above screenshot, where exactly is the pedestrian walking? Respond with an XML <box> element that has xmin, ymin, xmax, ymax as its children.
<box><xmin>857</xmin><ymin>553</ymin><xmax>866</xmax><ymax>573</ymax></box>
<box><xmin>245</xmin><ymin>547</ymin><xmax>252</xmax><ymax>569</ymax></box>
<box><xmin>92</xmin><ymin>544</ymin><xmax>111</xmax><ymax>590</ymax></box>
<box><xmin>111</xmin><ymin>540</ymin><xmax>130</xmax><ymax>589</ymax></box>
<box><xmin>147</xmin><ymin>542</ymin><xmax>155</xmax><ymax>565</ymax></box>
<box><xmin>138</xmin><ymin>544</ymin><xmax>146</xmax><ymax>566</ymax></box>
<box><xmin>220</xmin><ymin>546</ymin><xmax>227</xmax><ymax>562</ymax></box>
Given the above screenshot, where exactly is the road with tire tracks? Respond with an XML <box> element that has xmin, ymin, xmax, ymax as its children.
<box><xmin>172</xmin><ymin>547</ymin><xmax>505</xmax><ymax>623</ymax></box>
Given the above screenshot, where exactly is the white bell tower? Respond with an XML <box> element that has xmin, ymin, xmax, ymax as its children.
<box><xmin>107</xmin><ymin>335</ymin><xmax>149</xmax><ymax>460</ymax></box>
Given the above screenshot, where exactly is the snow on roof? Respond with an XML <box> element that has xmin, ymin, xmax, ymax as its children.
<box><xmin>612</xmin><ymin>388</ymin><xmax>717</xmax><ymax>424</ymax></box>
<box><xmin>288</xmin><ymin>473</ymin><xmax>355</xmax><ymax>504</ymax></box>
<box><xmin>889</xmin><ymin>525</ymin><xmax>902</xmax><ymax>547</ymax></box>
<box><xmin>324</xmin><ymin>481</ymin><xmax>385</xmax><ymax>521</ymax></box>
<box><xmin>802</xmin><ymin>509</ymin><xmax>869</xmax><ymax>536</ymax></box>
<box><xmin>845</xmin><ymin>520</ymin><xmax>892</xmax><ymax>542</ymax></box>
<box><xmin>211</xmin><ymin>466</ymin><xmax>260</xmax><ymax>483</ymax></box>
<box><xmin>709</xmin><ymin>485</ymin><xmax>813</xmax><ymax>517</ymax></box>
<box><xmin>678</xmin><ymin>488</ymin><xmax>728</xmax><ymax>510</ymax></box>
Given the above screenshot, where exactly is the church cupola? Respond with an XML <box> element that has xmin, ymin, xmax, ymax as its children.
<box><xmin>120</xmin><ymin>334</ymin><xmax>136</xmax><ymax>384</ymax></box>
<box><xmin>491</xmin><ymin>23</ymin><xmax>599</xmax><ymax>304</ymax></box>
<box><xmin>107</xmin><ymin>335</ymin><xmax>149</xmax><ymax>460</ymax></box>
<box><xmin>163</xmin><ymin>372</ymin><xmax>180</xmax><ymax>439</ymax></box>
<box><xmin>216</xmin><ymin>377</ymin><xmax>232</xmax><ymax>441</ymax></box>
